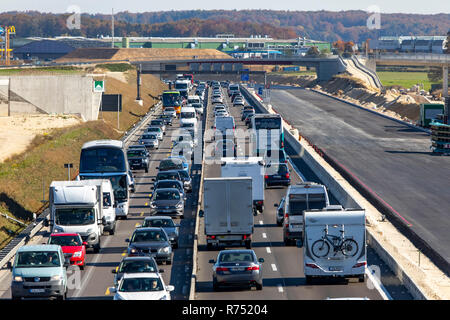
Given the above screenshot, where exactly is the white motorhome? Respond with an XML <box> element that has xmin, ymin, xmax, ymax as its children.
<box><xmin>279</xmin><ymin>182</ymin><xmax>329</xmax><ymax>245</ymax></box>
<box><xmin>180</xmin><ymin>106</ymin><xmax>198</xmax><ymax>137</ymax></box>
<box><xmin>202</xmin><ymin>177</ymin><xmax>254</xmax><ymax>249</ymax></box>
<box><xmin>47</xmin><ymin>180</ymin><xmax>107</xmax><ymax>253</ymax></box>
<box><xmin>221</xmin><ymin>157</ymin><xmax>265</xmax><ymax>214</ymax></box>
<box><xmin>175</xmin><ymin>80</ymin><xmax>190</xmax><ymax>99</ymax></box>
<box><xmin>301</xmin><ymin>209</ymin><xmax>366</xmax><ymax>283</ymax></box>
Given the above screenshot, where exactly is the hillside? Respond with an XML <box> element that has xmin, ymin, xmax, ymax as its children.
<box><xmin>1</xmin><ymin>11</ymin><xmax>449</xmax><ymax>42</ymax></box>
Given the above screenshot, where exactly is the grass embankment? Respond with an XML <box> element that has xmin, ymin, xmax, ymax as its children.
<box><xmin>269</xmin><ymin>70</ymin><xmax>317</xmax><ymax>76</ymax></box>
<box><xmin>0</xmin><ymin>66</ymin><xmax>84</xmax><ymax>75</ymax></box>
<box><xmin>377</xmin><ymin>71</ymin><xmax>441</xmax><ymax>92</ymax></box>
<box><xmin>0</xmin><ymin>66</ymin><xmax>166</xmax><ymax>249</ymax></box>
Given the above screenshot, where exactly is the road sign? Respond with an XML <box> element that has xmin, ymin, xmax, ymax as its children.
<box><xmin>93</xmin><ymin>80</ymin><xmax>105</xmax><ymax>92</ymax></box>
<box><xmin>241</xmin><ymin>69</ymin><xmax>249</xmax><ymax>82</ymax></box>
<box><xmin>0</xmin><ymin>27</ymin><xmax>4</xmax><ymax>35</ymax></box>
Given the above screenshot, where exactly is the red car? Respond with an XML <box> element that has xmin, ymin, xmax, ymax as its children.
<box><xmin>48</xmin><ymin>233</ymin><xmax>87</xmax><ymax>270</ymax></box>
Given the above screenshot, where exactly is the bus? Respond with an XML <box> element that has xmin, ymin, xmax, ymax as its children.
<box><xmin>162</xmin><ymin>90</ymin><xmax>183</xmax><ymax>115</ymax></box>
<box><xmin>78</xmin><ymin>140</ymin><xmax>131</xmax><ymax>219</ymax></box>
<box><xmin>251</xmin><ymin>114</ymin><xmax>284</xmax><ymax>156</ymax></box>
<box><xmin>175</xmin><ymin>80</ymin><xmax>191</xmax><ymax>100</ymax></box>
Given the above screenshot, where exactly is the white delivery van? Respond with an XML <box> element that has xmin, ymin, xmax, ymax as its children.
<box><xmin>47</xmin><ymin>180</ymin><xmax>107</xmax><ymax>253</ymax></box>
<box><xmin>279</xmin><ymin>182</ymin><xmax>329</xmax><ymax>245</ymax></box>
<box><xmin>202</xmin><ymin>177</ymin><xmax>254</xmax><ymax>249</ymax></box>
<box><xmin>221</xmin><ymin>157</ymin><xmax>265</xmax><ymax>214</ymax></box>
<box><xmin>180</xmin><ymin>106</ymin><xmax>197</xmax><ymax>132</ymax></box>
<box><xmin>301</xmin><ymin>209</ymin><xmax>366</xmax><ymax>283</ymax></box>
<box><xmin>213</xmin><ymin>116</ymin><xmax>235</xmax><ymax>141</ymax></box>
<box><xmin>187</xmin><ymin>95</ymin><xmax>202</xmax><ymax>105</ymax></box>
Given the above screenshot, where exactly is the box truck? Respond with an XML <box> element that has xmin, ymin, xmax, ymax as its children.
<box><xmin>46</xmin><ymin>180</ymin><xmax>108</xmax><ymax>253</ymax></box>
<box><xmin>202</xmin><ymin>177</ymin><xmax>254</xmax><ymax>249</ymax></box>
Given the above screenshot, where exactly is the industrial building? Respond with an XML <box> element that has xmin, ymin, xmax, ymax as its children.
<box><xmin>369</xmin><ymin>36</ymin><xmax>447</xmax><ymax>53</ymax></box>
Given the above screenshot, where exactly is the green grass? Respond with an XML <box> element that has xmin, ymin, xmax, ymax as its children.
<box><xmin>95</xmin><ymin>63</ymin><xmax>134</xmax><ymax>72</ymax></box>
<box><xmin>0</xmin><ymin>66</ymin><xmax>83</xmax><ymax>75</ymax></box>
<box><xmin>377</xmin><ymin>71</ymin><xmax>441</xmax><ymax>92</ymax></box>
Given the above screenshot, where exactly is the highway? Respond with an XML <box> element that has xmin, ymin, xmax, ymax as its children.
<box><xmin>264</xmin><ymin>88</ymin><xmax>450</xmax><ymax>268</ymax></box>
<box><xmin>193</xmin><ymin>85</ymin><xmax>410</xmax><ymax>300</ymax></box>
<box><xmin>0</xmin><ymin>81</ymin><xmax>412</xmax><ymax>300</ymax></box>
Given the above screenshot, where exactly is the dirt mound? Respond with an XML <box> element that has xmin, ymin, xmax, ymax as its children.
<box><xmin>57</xmin><ymin>48</ymin><xmax>231</xmax><ymax>63</ymax></box>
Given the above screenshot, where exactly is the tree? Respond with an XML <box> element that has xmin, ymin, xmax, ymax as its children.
<box><xmin>306</xmin><ymin>46</ymin><xmax>320</xmax><ymax>57</ymax></box>
<box><xmin>428</xmin><ymin>67</ymin><xmax>442</xmax><ymax>82</ymax></box>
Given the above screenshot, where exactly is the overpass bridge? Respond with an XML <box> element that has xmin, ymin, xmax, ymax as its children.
<box><xmin>131</xmin><ymin>55</ymin><xmax>347</xmax><ymax>82</ymax></box>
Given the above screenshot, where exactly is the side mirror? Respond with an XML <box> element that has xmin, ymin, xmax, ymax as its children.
<box><xmin>102</xmin><ymin>217</ymin><xmax>107</xmax><ymax>226</ymax></box>
<box><xmin>296</xmin><ymin>240</ymin><xmax>303</xmax><ymax>248</ymax></box>
<box><xmin>273</xmin><ymin>203</ymin><xmax>279</xmax><ymax>207</ymax></box>
<box><xmin>82</xmin><ymin>241</ymin><xmax>88</xmax><ymax>246</ymax></box>
<box><xmin>199</xmin><ymin>210</ymin><xmax>204</xmax><ymax>218</ymax></box>
<box><xmin>111</xmin><ymin>269</ymin><xmax>117</xmax><ymax>274</ymax></box>
<box><xmin>159</xmin><ymin>269</ymin><xmax>164</xmax><ymax>273</ymax></box>
<box><xmin>184</xmin><ymin>197</ymin><xmax>187</xmax><ymax>201</ymax></box>
<box><xmin>64</xmin><ymin>258</ymin><xmax>71</xmax><ymax>267</ymax></box>
<box><xmin>156</xmin><ymin>167</ymin><xmax>159</xmax><ymax>170</ymax></box>
<box><xmin>258</xmin><ymin>258</ymin><xmax>265</xmax><ymax>263</ymax></box>
<box><xmin>208</xmin><ymin>259</ymin><xmax>215</xmax><ymax>264</ymax></box>
<box><xmin>125</xmin><ymin>239</ymin><xmax>130</xmax><ymax>243</ymax></box>
<box><xmin>166</xmin><ymin>285</ymin><xmax>175</xmax><ymax>292</ymax></box>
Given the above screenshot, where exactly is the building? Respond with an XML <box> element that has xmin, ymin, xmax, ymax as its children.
<box><xmin>369</xmin><ymin>36</ymin><xmax>447</xmax><ymax>54</ymax></box>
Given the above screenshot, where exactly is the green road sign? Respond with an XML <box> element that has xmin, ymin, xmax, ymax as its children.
<box><xmin>93</xmin><ymin>80</ymin><xmax>105</xmax><ymax>92</ymax></box>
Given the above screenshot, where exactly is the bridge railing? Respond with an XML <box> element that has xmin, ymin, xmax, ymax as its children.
<box><xmin>376</xmin><ymin>53</ymin><xmax>450</xmax><ymax>63</ymax></box>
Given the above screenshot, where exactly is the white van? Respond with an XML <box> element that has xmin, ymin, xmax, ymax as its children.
<box><xmin>187</xmin><ymin>95</ymin><xmax>202</xmax><ymax>105</ymax></box>
<box><xmin>180</xmin><ymin>107</ymin><xmax>198</xmax><ymax>135</ymax></box>
<box><xmin>301</xmin><ymin>209</ymin><xmax>366</xmax><ymax>283</ymax></box>
<box><xmin>279</xmin><ymin>182</ymin><xmax>329</xmax><ymax>245</ymax></box>
<box><xmin>213</xmin><ymin>116</ymin><xmax>235</xmax><ymax>141</ymax></box>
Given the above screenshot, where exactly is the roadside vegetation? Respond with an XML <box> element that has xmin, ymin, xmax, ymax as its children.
<box><xmin>0</xmin><ymin>68</ymin><xmax>166</xmax><ymax>250</ymax></box>
<box><xmin>0</xmin><ymin>66</ymin><xmax>84</xmax><ymax>75</ymax></box>
<box><xmin>95</xmin><ymin>63</ymin><xmax>135</xmax><ymax>72</ymax></box>
<box><xmin>377</xmin><ymin>71</ymin><xmax>441</xmax><ymax>92</ymax></box>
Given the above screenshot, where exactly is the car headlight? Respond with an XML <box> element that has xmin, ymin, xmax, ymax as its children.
<box><xmin>150</xmin><ymin>202</ymin><xmax>157</xmax><ymax>209</ymax></box>
<box><xmin>114</xmin><ymin>294</ymin><xmax>125</xmax><ymax>300</ymax></box>
<box><xmin>53</xmin><ymin>226</ymin><xmax>64</xmax><ymax>233</ymax></box>
<box><xmin>73</xmin><ymin>251</ymin><xmax>83</xmax><ymax>258</ymax></box>
<box><xmin>176</xmin><ymin>202</ymin><xmax>183</xmax><ymax>209</ymax></box>
<box><xmin>160</xmin><ymin>295</ymin><xmax>168</xmax><ymax>300</ymax></box>
<box><xmin>50</xmin><ymin>275</ymin><xmax>62</xmax><ymax>281</ymax></box>
<box><xmin>13</xmin><ymin>276</ymin><xmax>23</xmax><ymax>282</ymax></box>
<box><xmin>159</xmin><ymin>246</ymin><xmax>171</xmax><ymax>253</ymax></box>
<box><xmin>129</xmin><ymin>247</ymin><xmax>137</xmax><ymax>254</ymax></box>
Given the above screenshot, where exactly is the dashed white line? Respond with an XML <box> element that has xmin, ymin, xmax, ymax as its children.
<box><xmin>259</xmin><ymin>220</ymin><xmax>263</xmax><ymax>225</ymax></box>
<box><xmin>271</xmin><ymin>264</ymin><xmax>278</xmax><ymax>272</ymax></box>
<box><xmin>266</xmin><ymin>247</ymin><xmax>271</xmax><ymax>254</ymax></box>
<box><xmin>277</xmin><ymin>284</ymin><xmax>284</xmax><ymax>293</ymax></box>
<box><xmin>262</xmin><ymin>233</ymin><xmax>267</xmax><ymax>239</ymax></box>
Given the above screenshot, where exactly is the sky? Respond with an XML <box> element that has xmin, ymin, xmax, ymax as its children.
<box><xmin>0</xmin><ymin>0</ymin><xmax>449</xmax><ymax>15</ymax></box>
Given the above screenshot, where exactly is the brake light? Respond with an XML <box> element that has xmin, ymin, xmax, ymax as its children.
<box><xmin>243</xmin><ymin>235</ymin><xmax>247</xmax><ymax>240</ymax></box>
<box><xmin>216</xmin><ymin>267</ymin><xmax>229</xmax><ymax>272</ymax></box>
<box><xmin>264</xmin><ymin>175</ymin><xmax>268</xmax><ymax>179</ymax></box>
<box><xmin>353</xmin><ymin>262</ymin><xmax>367</xmax><ymax>268</ymax></box>
<box><xmin>246</xmin><ymin>266</ymin><xmax>260</xmax><ymax>271</ymax></box>
<box><xmin>305</xmin><ymin>263</ymin><xmax>319</xmax><ymax>269</ymax></box>
<box><xmin>286</xmin><ymin>173</ymin><xmax>290</xmax><ymax>179</ymax></box>
<box><xmin>208</xmin><ymin>235</ymin><xmax>216</xmax><ymax>240</ymax></box>
<box><xmin>257</xmin><ymin>201</ymin><xmax>263</xmax><ymax>205</ymax></box>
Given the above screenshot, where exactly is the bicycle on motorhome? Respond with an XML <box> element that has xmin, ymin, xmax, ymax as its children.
<box><xmin>311</xmin><ymin>224</ymin><xmax>359</xmax><ymax>258</ymax></box>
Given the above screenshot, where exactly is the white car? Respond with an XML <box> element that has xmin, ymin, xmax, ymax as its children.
<box><xmin>111</xmin><ymin>273</ymin><xmax>174</xmax><ymax>300</ymax></box>
<box><xmin>163</xmin><ymin>107</ymin><xmax>177</xmax><ymax>118</ymax></box>
<box><xmin>212</xmin><ymin>95</ymin><xmax>224</xmax><ymax>104</ymax></box>
<box><xmin>145</xmin><ymin>126</ymin><xmax>163</xmax><ymax>140</ymax></box>
<box><xmin>215</xmin><ymin>110</ymin><xmax>228</xmax><ymax>117</ymax></box>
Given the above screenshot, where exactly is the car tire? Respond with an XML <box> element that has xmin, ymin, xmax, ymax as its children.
<box><xmin>283</xmin><ymin>237</ymin><xmax>290</xmax><ymax>246</ymax></box>
<box><xmin>206</xmin><ymin>243</ymin><xmax>213</xmax><ymax>251</ymax></box>
<box><xmin>276</xmin><ymin>220</ymin><xmax>282</xmax><ymax>227</ymax></box>
<box><xmin>358</xmin><ymin>275</ymin><xmax>365</xmax><ymax>283</ymax></box>
<box><xmin>212</xmin><ymin>278</ymin><xmax>219</xmax><ymax>291</ymax></box>
<box><xmin>305</xmin><ymin>276</ymin><xmax>313</xmax><ymax>285</ymax></box>
<box><xmin>173</xmin><ymin>242</ymin><xmax>179</xmax><ymax>249</ymax></box>
<box><xmin>109</xmin><ymin>226</ymin><xmax>115</xmax><ymax>236</ymax></box>
<box><xmin>93</xmin><ymin>241</ymin><xmax>101</xmax><ymax>253</ymax></box>
<box><xmin>255</xmin><ymin>282</ymin><xmax>263</xmax><ymax>291</ymax></box>
<box><xmin>166</xmin><ymin>260</ymin><xmax>172</xmax><ymax>265</ymax></box>
<box><xmin>145</xmin><ymin>167</ymin><xmax>149</xmax><ymax>173</ymax></box>
<box><xmin>245</xmin><ymin>241</ymin><xmax>252</xmax><ymax>249</ymax></box>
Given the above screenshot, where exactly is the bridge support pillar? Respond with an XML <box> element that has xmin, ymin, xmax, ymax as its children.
<box><xmin>443</xmin><ymin>65</ymin><xmax>448</xmax><ymax>98</ymax></box>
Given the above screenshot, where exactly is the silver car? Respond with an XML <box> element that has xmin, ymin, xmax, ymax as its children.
<box><xmin>149</xmin><ymin>120</ymin><xmax>166</xmax><ymax>133</ymax></box>
<box><xmin>163</xmin><ymin>107</ymin><xmax>177</xmax><ymax>118</ymax></box>
<box><xmin>210</xmin><ymin>250</ymin><xmax>264</xmax><ymax>291</ymax></box>
<box><xmin>146</xmin><ymin>126</ymin><xmax>163</xmax><ymax>140</ymax></box>
<box><xmin>149</xmin><ymin>188</ymin><xmax>185</xmax><ymax>218</ymax></box>
<box><xmin>139</xmin><ymin>133</ymin><xmax>159</xmax><ymax>149</ymax></box>
<box><xmin>142</xmin><ymin>216</ymin><xmax>180</xmax><ymax>249</ymax></box>
<box><xmin>212</xmin><ymin>95</ymin><xmax>224</xmax><ymax>104</ymax></box>
<box><xmin>112</xmin><ymin>256</ymin><xmax>162</xmax><ymax>287</ymax></box>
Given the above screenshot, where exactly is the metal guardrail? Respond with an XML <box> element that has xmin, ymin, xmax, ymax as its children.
<box><xmin>0</xmin><ymin>101</ymin><xmax>162</xmax><ymax>271</ymax></box>
<box><xmin>351</xmin><ymin>55</ymin><xmax>383</xmax><ymax>89</ymax></box>
<box><xmin>375</xmin><ymin>53</ymin><xmax>450</xmax><ymax>63</ymax></box>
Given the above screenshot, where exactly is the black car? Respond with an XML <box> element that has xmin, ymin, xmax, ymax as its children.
<box><xmin>264</xmin><ymin>163</ymin><xmax>291</xmax><ymax>188</ymax></box>
<box><xmin>245</xmin><ymin>113</ymin><xmax>255</xmax><ymax>127</ymax></box>
<box><xmin>153</xmin><ymin>171</ymin><xmax>182</xmax><ymax>184</ymax></box>
<box><xmin>264</xmin><ymin>149</ymin><xmax>288</xmax><ymax>165</ymax></box>
<box><xmin>127</xmin><ymin>147</ymin><xmax>150</xmax><ymax>173</ymax></box>
<box><xmin>126</xmin><ymin>227</ymin><xmax>173</xmax><ymax>264</ymax></box>
<box><xmin>241</xmin><ymin>109</ymin><xmax>255</xmax><ymax>121</ymax></box>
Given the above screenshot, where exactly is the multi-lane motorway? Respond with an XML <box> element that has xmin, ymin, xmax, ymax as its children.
<box><xmin>265</xmin><ymin>88</ymin><xmax>450</xmax><ymax>269</ymax></box>
<box><xmin>0</xmin><ymin>81</ymin><xmax>413</xmax><ymax>300</ymax></box>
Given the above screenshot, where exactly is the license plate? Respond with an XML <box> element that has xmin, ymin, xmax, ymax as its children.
<box><xmin>30</xmin><ymin>289</ymin><xmax>45</xmax><ymax>293</ymax></box>
<box><xmin>233</xmin><ymin>268</ymin><xmax>245</xmax><ymax>272</ymax></box>
<box><xmin>273</xmin><ymin>175</ymin><xmax>281</xmax><ymax>179</ymax></box>
<box><xmin>291</xmin><ymin>223</ymin><xmax>302</xmax><ymax>226</ymax></box>
<box><xmin>329</xmin><ymin>266</ymin><xmax>343</xmax><ymax>271</ymax></box>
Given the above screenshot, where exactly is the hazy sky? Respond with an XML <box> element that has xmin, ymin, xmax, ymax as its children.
<box><xmin>0</xmin><ymin>0</ymin><xmax>449</xmax><ymax>14</ymax></box>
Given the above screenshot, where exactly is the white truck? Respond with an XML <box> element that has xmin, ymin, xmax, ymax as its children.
<box><xmin>202</xmin><ymin>177</ymin><xmax>254</xmax><ymax>249</ymax></box>
<box><xmin>301</xmin><ymin>209</ymin><xmax>366</xmax><ymax>283</ymax></box>
<box><xmin>46</xmin><ymin>180</ymin><xmax>108</xmax><ymax>253</ymax></box>
<box><xmin>221</xmin><ymin>157</ymin><xmax>265</xmax><ymax>215</ymax></box>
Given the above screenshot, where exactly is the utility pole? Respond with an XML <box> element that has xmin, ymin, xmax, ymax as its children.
<box><xmin>111</xmin><ymin>8</ymin><xmax>115</xmax><ymax>48</ymax></box>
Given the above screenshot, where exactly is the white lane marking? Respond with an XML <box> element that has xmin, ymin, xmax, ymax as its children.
<box><xmin>277</xmin><ymin>284</ymin><xmax>284</xmax><ymax>293</ymax></box>
<box><xmin>262</xmin><ymin>233</ymin><xmax>267</xmax><ymax>239</ymax></box>
<box><xmin>266</xmin><ymin>247</ymin><xmax>271</xmax><ymax>254</ymax></box>
<box><xmin>271</xmin><ymin>264</ymin><xmax>277</xmax><ymax>272</ymax></box>
<box><xmin>259</xmin><ymin>220</ymin><xmax>263</xmax><ymax>225</ymax></box>
<box><xmin>365</xmin><ymin>268</ymin><xmax>392</xmax><ymax>300</ymax></box>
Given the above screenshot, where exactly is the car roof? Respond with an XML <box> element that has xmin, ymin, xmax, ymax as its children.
<box><xmin>128</xmin><ymin>145</ymin><xmax>146</xmax><ymax>149</ymax></box>
<box><xmin>156</xmin><ymin>179</ymin><xmax>182</xmax><ymax>185</ymax></box>
<box><xmin>18</xmin><ymin>244</ymin><xmax>61</xmax><ymax>252</ymax></box>
<box><xmin>144</xmin><ymin>216</ymin><xmax>172</xmax><ymax>221</ymax></box>
<box><xmin>154</xmin><ymin>187</ymin><xmax>180</xmax><ymax>193</ymax></box>
<box><xmin>121</xmin><ymin>256</ymin><xmax>157</xmax><ymax>262</ymax></box>
<box><xmin>218</xmin><ymin>249</ymin><xmax>255</xmax><ymax>255</ymax></box>
<box><xmin>50</xmin><ymin>233</ymin><xmax>80</xmax><ymax>237</ymax></box>
<box><xmin>121</xmin><ymin>272</ymin><xmax>161</xmax><ymax>279</ymax></box>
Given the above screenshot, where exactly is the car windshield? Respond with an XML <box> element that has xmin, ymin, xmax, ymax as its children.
<box><xmin>181</xmin><ymin>112</ymin><xmax>196</xmax><ymax>119</ymax></box>
<box><xmin>131</xmin><ymin>230</ymin><xmax>167</xmax><ymax>242</ymax></box>
<box><xmin>156</xmin><ymin>181</ymin><xmax>181</xmax><ymax>190</ymax></box>
<box><xmin>16</xmin><ymin>251</ymin><xmax>61</xmax><ymax>268</ymax></box>
<box><xmin>266</xmin><ymin>164</ymin><xmax>288</xmax><ymax>175</ymax></box>
<box><xmin>142</xmin><ymin>134</ymin><xmax>157</xmax><ymax>140</ymax></box>
<box><xmin>119</xmin><ymin>277</ymin><xmax>163</xmax><ymax>292</ymax></box>
<box><xmin>160</xmin><ymin>159</ymin><xmax>182</xmax><ymax>170</ymax></box>
<box><xmin>118</xmin><ymin>260</ymin><xmax>157</xmax><ymax>273</ymax></box>
<box><xmin>151</xmin><ymin>121</ymin><xmax>163</xmax><ymax>126</ymax></box>
<box><xmin>147</xmin><ymin>127</ymin><xmax>160</xmax><ymax>132</ymax></box>
<box><xmin>165</xmin><ymin>108</ymin><xmax>175</xmax><ymax>112</ymax></box>
<box><xmin>289</xmin><ymin>193</ymin><xmax>327</xmax><ymax>215</ymax></box>
<box><xmin>55</xmin><ymin>208</ymin><xmax>95</xmax><ymax>226</ymax></box>
<box><xmin>219</xmin><ymin>252</ymin><xmax>254</xmax><ymax>263</ymax></box>
<box><xmin>127</xmin><ymin>150</ymin><xmax>145</xmax><ymax>158</ymax></box>
<box><xmin>155</xmin><ymin>190</ymin><xmax>180</xmax><ymax>200</ymax></box>
<box><xmin>158</xmin><ymin>173</ymin><xmax>179</xmax><ymax>180</ymax></box>
<box><xmin>49</xmin><ymin>235</ymin><xmax>82</xmax><ymax>246</ymax></box>
<box><xmin>80</xmin><ymin>147</ymin><xmax>126</xmax><ymax>173</ymax></box>
<box><xmin>143</xmin><ymin>219</ymin><xmax>175</xmax><ymax>228</ymax></box>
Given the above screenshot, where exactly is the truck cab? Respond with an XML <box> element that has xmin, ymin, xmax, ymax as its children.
<box><xmin>9</xmin><ymin>245</ymin><xmax>68</xmax><ymax>300</ymax></box>
<box><xmin>280</xmin><ymin>182</ymin><xmax>329</xmax><ymax>245</ymax></box>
